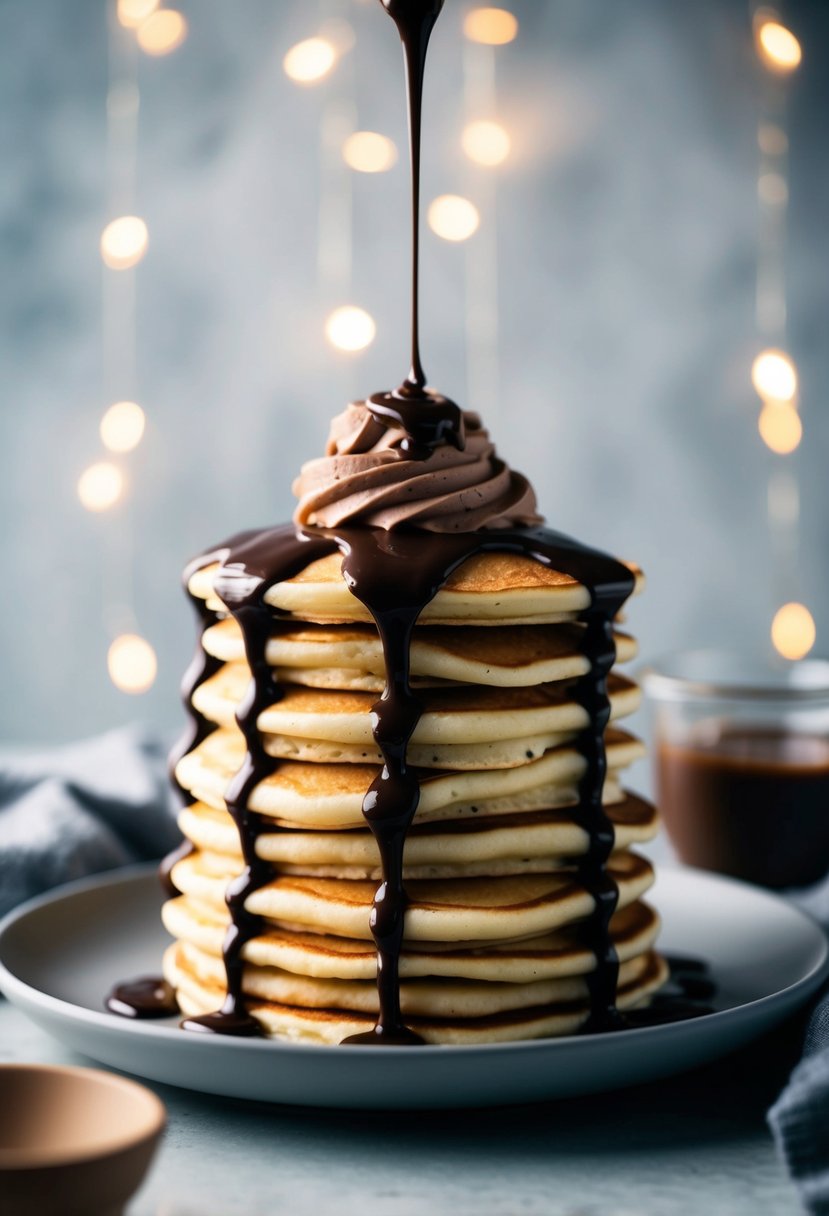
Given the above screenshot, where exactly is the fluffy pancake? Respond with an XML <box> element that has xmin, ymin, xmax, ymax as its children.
<box><xmin>162</xmin><ymin>894</ymin><xmax>660</xmax><ymax>982</ymax></box>
<box><xmin>177</xmin><ymin>794</ymin><xmax>658</xmax><ymax>879</ymax></box>
<box><xmin>165</xmin><ymin>943</ymin><xmax>668</xmax><ymax>1044</ymax></box>
<box><xmin>192</xmin><ymin>665</ymin><xmax>641</xmax><ymax>745</ymax></box>
<box><xmin>175</xmin><ymin>727</ymin><xmax>644</xmax><ymax>829</ymax></box>
<box><xmin>188</xmin><ymin>552</ymin><xmax>644</xmax><ymax>626</ymax></box>
<box><xmin>169</xmin><ymin>849</ymin><xmax>654</xmax><ymax>942</ymax></box>
<box><xmin>172</xmin><ymin>935</ymin><xmax>656</xmax><ymax>1016</ymax></box>
<box><xmin>201</xmin><ymin>617</ymin><xmax>638</xmax><ymax>691</ymax></box>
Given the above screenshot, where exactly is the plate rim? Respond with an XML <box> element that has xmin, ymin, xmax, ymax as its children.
<box><xmin>1</xmin><ymin>861</ymin><xmax>827</xmax><ymax>1060</ymax></box>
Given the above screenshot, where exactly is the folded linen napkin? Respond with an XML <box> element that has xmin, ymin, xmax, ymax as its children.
<box><xmin>0</xmin><ymin>727</ymin><xmax>179</xmax><ymax>919</ymax></box>
<box><xmin>769</xmin><ymin>880</ymin><xmax>829</xmax><ymax>1215</ymax></box>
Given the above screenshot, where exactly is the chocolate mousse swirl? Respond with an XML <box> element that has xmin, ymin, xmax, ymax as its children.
<box><xmin>293</xmin><ymin>402</ymin><xmax>542</xmax><ymax>533</ymax></box>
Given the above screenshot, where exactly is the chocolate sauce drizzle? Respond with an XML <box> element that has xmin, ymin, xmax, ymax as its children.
<box><xmin>367</xmin><ymin>0</ymin><xmax>464</xmax><ymax>460</ymax></box>
<box><xmin>166</xmin><ymin>523</ymin><xmax>633</xmax><ymax>1041</ymax></box>
<box><xmin>157</xmin><ymin>547</ymin><xmax>232</xmax><ymax>909</ymax></box>
<box><xmin>106</xmin><ymin>976</ymin><xmax>178</xmax><ymax>1020</ymax></box>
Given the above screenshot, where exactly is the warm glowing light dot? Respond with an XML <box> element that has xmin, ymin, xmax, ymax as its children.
<box><xmin>136</xmin><ymin>9</ymin><xmax>187</xmax><ymax>56</ymax></box>
<box><xmin>283</xmin><ymin>38</ymin><xmax>337</xmax><ymax>84</ymax></box>
<box><xmin>108</xmin><ymin>634</ymin><xmax>157</xmax><ymax>694</ymax></box>
<box><xmin>428</xmin><ymin>195</ymin><xmax>480</xmax><ymax>242</ymax></box>
<box><xmin>100</xmin><ymin>401</ymin><xmax>146</xmax><ymax>454</ymax></box>
<box><xmin>758</xmin><ymin>401</ymin><xmax>802</xmax><ymax>454</ymax></box>
<box><xmin>758</xmin><ymin>172</ymin><xmax>788</xmax><ymax>206</ymax></box>
<box><xmin>100</xmin><ymin>216</ymin><xmax>148</xmax><ymax>270</ymax></box>
<box><xmin>758</xmin><ymin>21</ymin><xmax>802</xmax><ymax>72</ymax></box>
<box><xmin>751</xmin><ymin>349</ymin><xmax>797</xmax><ymax>402</ymax></box>
<box><xmin>462</xmin><ymin>120</ymin><xmax>511</xmax><ymax>167</ymax></box>
<box><xmin>463</xmin><ymin>7</ymin><xmax>518</xmax><ymax>45</ymax></box>
<box><xmin>342</xmin><ymin>131</ymin><xmax>398</xmax><ymax>173</ymax></box>
<box><xmin>325</xmin><ymin>306</ymin><xmax>376</xmax><ymax>352</ymax></box>
<box><xmin>758</xmin><ymin>123</ymin><xmax>788</xmax><ymax>157</ymax></box>
<box><xmin>117</xmin><ymin>0</ymin><xmax>159</xmax><ymax>29</ymax></box>
<box><xmin>771</xmin><ymin>603</ymin><xmax>815</xmax><ymax>661</ymax></box>
<box><xmin>77</xmin><ymin>462</ymin><xmax>124</xmax><ymax>512</ymax></box>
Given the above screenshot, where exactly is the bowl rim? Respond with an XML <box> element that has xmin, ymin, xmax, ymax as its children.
<box><xmin>0</xmin><ymin>1063</ymin><xmax>166</xmax><ymax>1171</ymax></box>
<box><xmin>641</xmin><ymin>649</ymin><xmax>829</xmax><ymax>704</ymax></box>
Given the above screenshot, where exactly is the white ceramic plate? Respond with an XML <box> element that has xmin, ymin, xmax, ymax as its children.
<box><xmin>0</xmin><ymin>864</ymin><xmax>825</xmax><ymax>1109</ymax></box>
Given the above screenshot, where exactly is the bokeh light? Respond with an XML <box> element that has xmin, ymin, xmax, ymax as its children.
<box><xmin>462</xmin><ymin>120</ymin><xmax>511</xmax><ymax>167</ymax></box>
<box><xmin>136</xmin><ymin>9</ymin><xmax>188</xmax><ymax>56</ymax></box>
<box><xmin>771</xmin><ymin>602</ymin><xmax>815</xmax><ymax>661</ymax></box>
<box><xmin>751</xmin><ymin>349</ymin><xmax>797</xmax><ymax>402</ymax></box>
<box><xmin>325</xmin><ymin>306</ymin><xmax>376</xmax><ymax>352</ymax></box>
<box><xmin>758</xmin><ymin>172</ymin><xmax>788</xmax><ymax>206</ymax></box>
<box><xmin>757</xmin><ymin>20</ymin><xmax>802</xmax><ymax>72</ymax></box>
<box><xmin>108</xmin><ymin>634</ymin><xmax>158</xmax><ymax>694</ymax></box>
<box><xmin>100</xmin><ymin>401</ymin><xmax>146</xmax><ymax>454</ymax></box>
<box><xmin>427</xmin><ymin>195</ymin><xmax>480</xmax><ymax>242</ymax></box>
<box><xmin>758</xmin><ymin>402</ymin><xmax>802</xmax><ymax>455</ymax></box>
<box><xmin>463</xmin><ymin>8</ymin><xmax>518</xmax><ymax>45</ymax></box>
<box><xmin>117</xmin><ymin>0</ymin><xmax>159</xmax><ymax>29</ymax></box>
<box><xmin>100</xmin><ymin>216</ymin><xmax>148</xmax><ymax>270</ymax></box>
<box><xmin>77</xmin><ymin>462</ymin><xmax>124</xmax><ymax>512</ymax></box>
<box><xmin>283</xmin><ymin>38</ymin><xmax>337</xmax><ymax>84</ymax></box>
<box><xmin>343</xmin><ymin>131</ymin><xmax>398</xmax><ymax>173</ymax></box>
<box><xmin>758</xmin><ymin>123</ymin><xmax>788</xmax><ymax>157</ymax></box>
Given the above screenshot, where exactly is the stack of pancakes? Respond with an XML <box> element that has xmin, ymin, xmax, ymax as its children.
<box><xmin>164</xmin><ymin>549</ymin><xmax>666</xmax><ymax>1043</ymax></box>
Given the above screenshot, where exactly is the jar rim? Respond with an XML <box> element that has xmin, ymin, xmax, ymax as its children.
<box><xmin>642</xmin><ymin>649</ymin><xmax>829</xmax><ymax>704</ymax></box>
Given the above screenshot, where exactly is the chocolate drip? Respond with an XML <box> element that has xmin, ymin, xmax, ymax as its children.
<box><xmin>158</xmin><ymin>547</ymin><xmax>230</xmax><ymax>899</ymax></box>
<box><xmin>158</xmin><ymin>837</ymin><xmax>194</xmax><ymax>900</ymax></box>
<box><xmin>624</xmin><ymin>956</ymin><xmax>717</xmax><ymax>1027</ymax></box>
<box><xmin>106</xmin><ymin>976</ymin><xmax>178</xmax><ymax>1019</ymax></box>
<box><xmin>572</xmin><ymin>615</ymin><xmax>623</xmax><ymax>1032</ymax></box>
<box><xmin>171</xmin><ymin>523</ymin><xmax>633</xmax><ymax>1041</ymax></box>
<box><xmin>179</xmin><ymin>528</ymin><xmax>336</xmax><ymax>1036</ymax></box>
<box><xmin>368</xmin><ymin>0</ymin><xmax>464</xmax><ymax>458</ymax></box>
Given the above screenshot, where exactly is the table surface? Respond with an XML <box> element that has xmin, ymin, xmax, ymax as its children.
<box><xmin>0</xmin><ymin>995</ymin><xmax>805</xmax><ymax>1216</ymax></box>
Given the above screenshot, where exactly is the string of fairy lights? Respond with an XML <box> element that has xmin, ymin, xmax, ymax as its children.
<box><xmin>77</xmin><ymin>0</ymin><xmax>188</xmax><ymax>696</ymax></box>
<box><xmin>750</xmin><ymin>7</ymin><xmax>813</xmax><ymax>661</ymax></box>
<box><xmin>78</xmin><ymin>3</ymin><xmax>816</xmax><ymax>697</ymax></box>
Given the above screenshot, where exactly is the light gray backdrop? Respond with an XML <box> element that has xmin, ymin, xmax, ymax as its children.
<box><xmin>1</xmin><ymin>0</ymin><xmax>826</xmax><ymax>744</ymax></box>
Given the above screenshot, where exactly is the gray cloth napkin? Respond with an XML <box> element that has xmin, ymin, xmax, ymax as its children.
<box><xmin>0</xmin><ymin>727</ymin><xmax>180</xmax><ymax>920</ymax></box>
<box><xmin>769</xmin><ymin>881</ymin><xmax>829</xmax><ymax>1214</ymax></box>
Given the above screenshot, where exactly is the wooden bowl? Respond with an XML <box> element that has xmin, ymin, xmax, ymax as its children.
<box><xmin>0</xmin><ymin>1064</ymin><xmax>165</xmax><ymax>1216</ymax></box>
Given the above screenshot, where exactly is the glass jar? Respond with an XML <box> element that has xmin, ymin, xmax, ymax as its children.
<box><xmin>643</xmin><ymin>650</ymin><xmax>829</xmax><ymax>889</ymax></box>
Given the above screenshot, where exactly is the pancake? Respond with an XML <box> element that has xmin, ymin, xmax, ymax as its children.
<box><xmin>188</xmin><ymin>552</ymin><xmax>644</xmax><ymax>626</ymax></box>
<box><xmin>162</xmin><ymin>894</ymin><xmax>660</xmax><ymax>982</ymax></box>
<box><xmin>165</xmin><ymin>943</ymin><xmax>669</xmax><ymax>1045</ymax></box>
<box><xmin>175</xmin><ymin>727</ymin><xmax>645</xmax><ymax>829</ymax></box>
<box><xmin>191</xmin><ymin>665</ymin><xmax>641</xmax><ymax>745</ymax></box>
<box><xmin>169</xmin><ymin>849</ymin><xmax>654</xmax><ymax>942</ymax></box>
<box><xmin>177</xmin><ymin>794</ymin><xmax>658</xmax><ymax>879</ymax></box>
<box><xmin>201</xmin><ymin>617</ymin><xmax>639</xmax><ymax>690</ymax></box>
<box><xmin>171</xmin><ymin>934</ymin><xmax>657</xmax><ymax>1016</ymax></box>
<box><xmin>190</xmin><ymin>666</ymin><xmax>641</xmax><ymax>769</ymax></box>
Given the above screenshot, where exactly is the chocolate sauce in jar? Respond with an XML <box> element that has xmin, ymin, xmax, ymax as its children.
<box><xmin>657</xmin><ymin>727</ymin><xmax>829</xmax><ymax>889</ymax></box>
